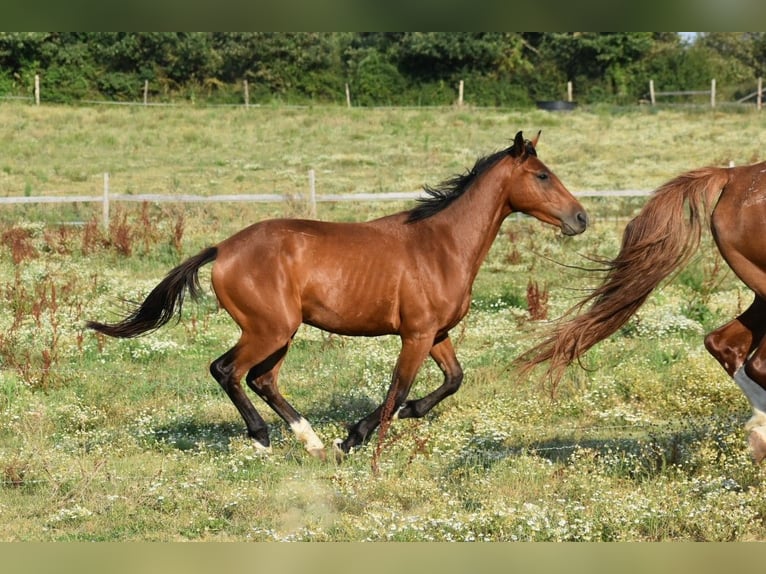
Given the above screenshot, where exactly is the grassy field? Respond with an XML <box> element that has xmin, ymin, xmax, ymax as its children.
<box><xmin>2</xmin><ymin>101</ymin><xmax>766</xmax><ymax>541</ymax></box>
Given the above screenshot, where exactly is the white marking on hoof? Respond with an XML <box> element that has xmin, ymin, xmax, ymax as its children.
<box><xmin>749</xmin><ymin>427</ymin><xmax>766</xmax><ymax>464</ymax></box>
<box><xmin>733</xmin><ymin>368</ymin><xmax>766</xmax><ymax>412</ymax></box>
<box><xmin>253</xmin><ymin>441</ymin><xmax>272</xmax><ymax>455</ymax></box>
<box><xmin>290</xmin><ymin>418</ymin><xmax>325</xmax><ymax>455</ymax></box>
<box><xmin>745</xmin><ymin>409</ymin><xmax>766</xmax><ymax>432</ymax></box>
<box><xmin>732</xmin><ymin>369</ymin><xmax>766</xmax><ymax>455</ymax></box>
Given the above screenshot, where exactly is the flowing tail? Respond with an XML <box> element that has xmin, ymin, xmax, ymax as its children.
<box><xmin>516</xmin><ymin>166</ymin><xmax>730</xmax><ymax>389</ymax></box>
<box><xmin>87</xmin><ymin>246</ymin><xmax>218</xmax><ymax>338</ymax></box>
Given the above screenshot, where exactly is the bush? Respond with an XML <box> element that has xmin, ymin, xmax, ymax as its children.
<box><xmin>351</xmin><ymin>50</ymin><xmax>408</xmax><ymax>106</ymax></box>
<box><xmin>463</xmin><ymin>75</ymin><xmax>534</xmax><ymax>107</ymax></box>
<box><xmin>0</xmin><ymin>69</ymin><xmax>18</xmax><ymax>96</ymax></box>
<box><xmin>96</xmin><ymin>72</ymin><xmax>141</xmax><ymax>101</ymax></box>
<box><xmin>40</xmin><ymin>65</ymin><xmax>96</xmax><ymax>103</ymax></box>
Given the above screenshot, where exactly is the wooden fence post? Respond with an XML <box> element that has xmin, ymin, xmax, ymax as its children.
<box><xmin>243</xmin><ymin>80</ymin><xmax>250</xmax><ymax>108</ymax></box>
<box><xmin>649</xmin><ymin>80</ymin><xmax>655</xmax><ymax>105</ymax></box>
<box><xmin>345</xmin><ymin>83</ymin><xmax>351</xmax><ymax>108</ymax></box>
<box><xmin>711</xmin><ymin>79</ymin><xmax>716</xmax><ymax>108</ymax></box>
<box><xmin>143</xmin><ymin>80</ymin><xmax>149</xmax><ymax>105</ymax></box>
<box><xmin>458</xmin><ymin>80</ymin><xmax>464</xmax><ymax>106</ymax></box>
<box><xmin>758</xmin><ymin>77</ymin><xmax>763</xmax><ymax>111</ymax></box>
<box><xmin>34</xmin><ymin>74</ymin><xmax>40</xmax><ymax>105</ymax></box>
<box><xmin>102</xmin><ymin>173</ymin><xmax>110</xmax><ymax>228</ymax></box>
<box><xmin>567</xmin><ymin>81</ymin><xmax>573</xmax><ymax>102</ymax></box>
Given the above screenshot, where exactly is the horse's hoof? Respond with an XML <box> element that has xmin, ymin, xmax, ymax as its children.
<box><xmin>748</xmin><ymin>427</ymin><xmax>766</xmax><ymax>463</ymax></box>
<box><xmin>332</xmin><ymin>439</ymin><xmax>348</xmax><ymax>463</ymax></box>
<box><xmin>253</xmin><ymin>442</ymin><xmax>272</xmax><ymax>455</ymax></box>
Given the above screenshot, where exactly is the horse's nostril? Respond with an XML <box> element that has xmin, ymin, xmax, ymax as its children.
<box><xmin>577</xmin><ymin>211</ymin><xmax>589</xmax><ymax>226</ymax></box>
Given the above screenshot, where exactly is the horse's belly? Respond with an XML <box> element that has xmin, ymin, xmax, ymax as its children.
<box><xmin>301</xmin><ymin>286</ymin><xmax>400</xmax><ymax>336</ymax></box>
<box><xmin>303</xmin><ymin>304</ymin><xmax>399</xmax><ymax>336</ymax></box>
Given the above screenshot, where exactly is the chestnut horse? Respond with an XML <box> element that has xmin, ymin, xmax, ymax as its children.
<box><xmin>518</xmin><ymin>160</ymin><xmax>766</xmax><ymax>462</ymax></box>
<box><xmin>88</xmin><ymin>131</ymin><xmax>588</xmax><ymax>460</ymax></box>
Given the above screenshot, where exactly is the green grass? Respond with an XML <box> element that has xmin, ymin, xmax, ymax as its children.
<box><xmin>1</xmin><ymin>102</ymin><xmax>766</xmax><ymax>541</ymax></box>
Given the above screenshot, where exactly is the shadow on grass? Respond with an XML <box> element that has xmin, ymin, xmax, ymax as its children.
<box><xmin>144</xmin><ymin>394</ymin><xmax>380</xmax><ymax>453</ymax></box>
<box><xmin>447</xmin><ymin>414</ymin><xmax>743</xmax><ymax>480</ymax></box>
<box><xmin>149</xmin><ymin>420</ymin><xmax>244</xmax><ymax>452</ymax></box>
<box><xmin>306</xmin><ymin>394</ymin><xmax>379</xmax><ymax>426</ymax></box>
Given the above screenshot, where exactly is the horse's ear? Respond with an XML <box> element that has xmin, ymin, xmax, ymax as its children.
<box><xmin>530</xmin><ymin>130</ymin><xmax>541</xmax><ymax>148</ymax></box>
<box><xmin>511</xmin><ymin>131</ymin><xmax>526</xmax><ymax>158</ymax></box>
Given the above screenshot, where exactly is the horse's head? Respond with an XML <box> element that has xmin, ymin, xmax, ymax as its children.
<box><xmin>505</xmin><ymin>131</ymin><xmax>588</xmax><ymax>236</ymax></box>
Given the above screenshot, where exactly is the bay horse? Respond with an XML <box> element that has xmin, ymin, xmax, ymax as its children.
<box><xmin>87</xmin><ymin>131</ymin><xmax>588</xmax><ymax>460</ymax></box>
<box><xmin>517</xmin><ymin>160</ymin><xmax>766</xmax><ymax>462</ymax></box>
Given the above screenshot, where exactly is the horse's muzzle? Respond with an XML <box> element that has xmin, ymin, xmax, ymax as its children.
<box><xmin>561</xmin><ymin>210</ymin><xmax>588</xmax><ymax>236</ymax></box>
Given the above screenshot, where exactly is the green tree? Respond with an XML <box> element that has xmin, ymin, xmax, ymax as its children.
<box><xmin>696</xmin><ymin>32</ymin><xmax>762</xmax><ymax>99</ymax></box>
<box><xmin>344</xmin><ymin>32</ymin><xmax>534</xmax><ymax>106</ymax></box>
<box><xmin>532</xmin><ymin>32</ymin><xmax>656</xmax><ymax>103</ymax></box>
<box><xmin>394</xmin><ymin>32</ymin><xmax>529</xmax><ymax>79</ymax></box>
<box><xmin>89</xmin><ymin>33</ymin><xmax>216</xmax><ymax>85</ymax></box>
<box><xmin>211</xmin><ymin>32</ymin><xmax>346</xmax><ymax>101</ymax></box>
<box><xmin>1</xmin><ymin>32</ymin><xmax>764</xmax><ymax>107</ymax></box>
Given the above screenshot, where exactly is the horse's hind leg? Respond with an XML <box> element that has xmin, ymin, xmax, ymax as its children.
<box><xmin>704</xmin><ymin>295</ymin><xmax>766</xmax><ymax>461</ymax></box>
<box><xmin>210</xmin><ymin>347</ymin><xmax>272</xmax><ymax>451</ymax></box>
<box><xmin>735</xmin><ymin>339</ymin><xmax>766</xmax><ymax>463</ymax></box>
<box><xmin>396</xmin><ymin>334</ymin><xmax>464</xmax><ymax>420</ymax></box>
<box><xmin>703</xmin><ymin>296</ymin><xmax>766</xmax><ymax>376</ymax></box>
<box><xmin>245</xmin><ymin>343</ymin><xmax>327</xmax><ymax>460</ymax></box>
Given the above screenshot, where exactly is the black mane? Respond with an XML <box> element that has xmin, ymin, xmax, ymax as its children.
<box><xmin>406</xmin><ymin>142</ymin><xmax>536</xmax><ymax>223</ymax></box>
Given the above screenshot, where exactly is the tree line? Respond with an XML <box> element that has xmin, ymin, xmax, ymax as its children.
<box><xmin>1</xmin><ymin>32</ymin><xmax>765</xmax><ymax>106</ymax></box>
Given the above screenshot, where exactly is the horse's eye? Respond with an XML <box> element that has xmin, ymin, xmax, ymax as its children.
<box><xmin>537</xmin><ymin>172</ymin><xmax>549</xmax><ymax>180</ymax></box>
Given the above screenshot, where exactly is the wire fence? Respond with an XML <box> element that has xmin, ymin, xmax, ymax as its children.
<box><xmin>3</xmin><ymin>74</ymin><xmax>765</xmax><ymax>110</ymax></box>
<box><xmin>0</xmin><ymin>170</ymin><xmax>653</xmax><ymax>228</ymax></box>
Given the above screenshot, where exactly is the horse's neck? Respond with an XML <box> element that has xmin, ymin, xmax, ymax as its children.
<box><xmin>428</xmin><ymin>177</ymin><xmax>511</xmax><ymax>277</ymax></box>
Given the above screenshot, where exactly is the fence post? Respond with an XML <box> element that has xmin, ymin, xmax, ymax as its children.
<box><xmin>711</xmin><ymin>79</ymin><xmax>716</xmax><ymax>108</ymax></box>
<box><xmin>649</xmin><ymin>79</ymin><xmax>655</xmax><ymax>105</ymax></box>
<box><xmin>243</xmin><ymin>80</ymin><xmax>250</xmax><ymax>108</ymax></box>
<box><xmin>567</xmin><ymin>81</ymin><xmax>573</xmax><ymax>102</ymax></box>
<box><xmin>143</xmin><ymin>80</ymin><xmax>149</xmax><ymax>105</ymax></box>
<box><xmin>458</xmin><ymin>80</ymin><xmax>464</xmax><ymax>106</ymax></box>
<box><xmin>345</xmin><ymin>83</ymin><xmax>351</xmax><ymax>108</ymax></box>
<box><xmin>34</xmin><ymin>74</ymin><xmax>40</xmax><ymax>105</ymax></box>
<box><xmin>102</xmin><ymin>173</ymin><xmax>110</xmax><ymax>228</ymax></box>
<box><xmin>308</xmin><ymin>169</ymin><xmax>316</xmax><ymax>218</ymax></box>
<box><xmin>758</xmin><ymin>77</ymin><xmax>763</xmax><ymax>111</ymax></box>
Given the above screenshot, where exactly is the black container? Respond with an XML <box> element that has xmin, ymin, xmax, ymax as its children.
<box><xmin>536</xmin><ymin>100</ymin><xmax>577</xmax><ymax>111</ymax></box>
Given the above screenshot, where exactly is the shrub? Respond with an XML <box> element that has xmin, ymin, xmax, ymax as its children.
<box><xmin>351</xmin><ymin>50</ymin><xmax>408</xmax><ymax>107</ymax></box>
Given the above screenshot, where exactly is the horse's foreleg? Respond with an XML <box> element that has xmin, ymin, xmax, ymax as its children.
<box><xmin>210</xmin><ymin>347</ymin><xmax>271</xmax><ymax>452</ymax></box>
<box><xmin>396</xmin><ymin>335</ymin><xmax>464</xmax><ymax>420</ymax></box>
<box><xmin>245</xmin><ymin>344</ymin><xmax>327</xmax><ymax>460</ymax></box>
<box><xmin>335</xmin><ymin>335</ymin><xmax>433</xmax><ymax>455</ymax></box>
